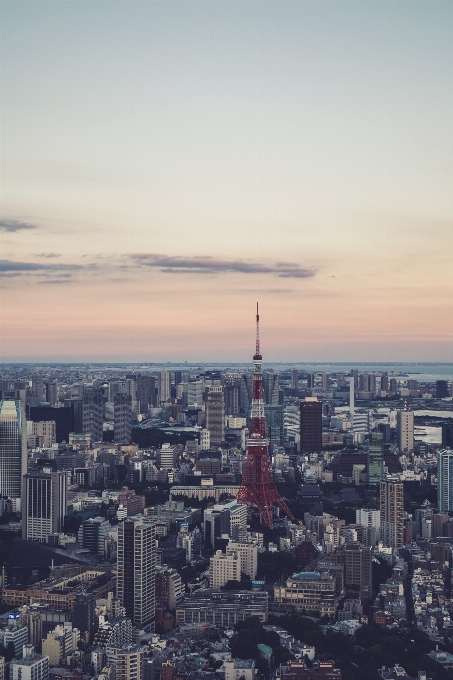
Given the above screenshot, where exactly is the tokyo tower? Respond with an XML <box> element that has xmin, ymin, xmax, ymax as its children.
<box><xmin>237</xmin><ymin>304</ymin><xmax>294</xmax><ymax>527</ymax></box>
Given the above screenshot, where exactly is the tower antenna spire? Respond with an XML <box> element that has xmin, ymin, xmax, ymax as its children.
<box><xmin>255</xmin><ymin>302</ymin><xmax>260</xmax><ymax>358</ymax></box>
<box><xmin>237</xmin><ymin>305</ymin><xmax>294</xmax><ymax>527</ymax></box>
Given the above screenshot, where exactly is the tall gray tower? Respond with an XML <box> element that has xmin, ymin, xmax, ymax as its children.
<box><xmin>0</xmin><ymin>400</ymin><xmax>27</xmax><ymax>504</ymax></box>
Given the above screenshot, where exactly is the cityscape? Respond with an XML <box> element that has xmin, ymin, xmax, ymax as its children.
<box><xmin>0</xmin><ymin>309</ymin><xmax>452</xmax><ymax>680</ymax></box>
<box><xmin>1</xmin><ymin>2</ymin><xmax>453</xmax><ymax>680</ymax></box>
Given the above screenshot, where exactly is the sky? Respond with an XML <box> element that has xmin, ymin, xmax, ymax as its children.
<box><xmin>1</xmin><ymin>0</ymin><xmax>452</xmax><ymax>363</ymax></box>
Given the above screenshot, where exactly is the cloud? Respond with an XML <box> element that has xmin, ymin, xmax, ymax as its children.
<box><xmin>34</xmin><ymin>253</ymin><xmax>62</xmax><ymax>258</ymax></box>
<box><xmin>0</xmin><ymin>219</ymin><xmax>38</xmax><ymax>232</ymax></box>
<box><xmin>130</xmin><ymin>254</ymin><xmax>316</xmax><ymax>279</ymax></box>
<box><xmin>0</xmin><ymin>259</ymin><xmax>83</xmax><ymax>277</ymax></box>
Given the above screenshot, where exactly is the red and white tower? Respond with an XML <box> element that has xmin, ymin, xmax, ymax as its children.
<box><xmin>237</xmin><ymin>304</ymin><xmax>294</xmax><ymax>527</ymax></box>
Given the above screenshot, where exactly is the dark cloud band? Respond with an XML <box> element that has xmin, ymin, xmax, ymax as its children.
<box><xmin>130</xmin><ymin>253</ymin><xmax>316</xmax><ymax>279</ymax></box>
<box><xmin>0</xmin><ymin>220</ymin><xmax>38</xmax><ymax>232</ymax></box>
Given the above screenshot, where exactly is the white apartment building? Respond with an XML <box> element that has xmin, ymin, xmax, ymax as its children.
<box><xmin>226</xmin><ymin>542</ymin><xmax>258</xmax><ymax>580</ymax></box>
<box><xmin>356</xmin><ymin>508</ymin><xmax>381</xmax><ymax>542</ymax></box>
<box><xmin>210</xmin><ymin>550</ymin><xmax>241</xmax><ymax>587</ymax></box>
<box><xmin>10</xmin><ymin>648</ymin><xmax>49</xmax><ymax>680</ymax></box>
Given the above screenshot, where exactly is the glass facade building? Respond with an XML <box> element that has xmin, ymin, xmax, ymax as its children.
<box><xmin>0</xmin><ymin>400</ymin><xmax>27</xmax><ymax>501</ymax></box>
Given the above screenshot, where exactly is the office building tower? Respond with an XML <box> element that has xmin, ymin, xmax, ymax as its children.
<box><xmin>200</xmin><ymin>429</ymin><xmax>210</xmax><ymax>450</ymax></box>
<box><xmin>111</xmin><ymin>644</ymin><xmax>143</xmax><ymax>680</ymax></box>
<box><xmin>206</xmin><ymin>386</ymin><xmax>225</xmax><ymax>446</ymax></box>
<box><xmin>78</xmin><ymin>517</ymin><xmax>111</xmax><ymax>555</ymax></box>
<box><xmin>442</xmin><ymin>424</ymin><xmax>453</xmax><ymax>449</ymax></box>
<box><xmin>125</xmin><ymin>376</ymin><xmax>139</xmax><ymax>414</ymax></box>
<box><xmin>226</xmin><ymin>542</ymin><xmax>258</xmax><ymax>580</ymax></box>
<box><xmin>137</xmin><ymin>375</ymin><xmax>156</xmax><ymax>412</ymax></box>
<box><xmin>389</xmin><ymin>378</ymin><xmax>398</xmax><ymax>393</ymax></box>
<box><xmin>437</xmin><ymin>380</ymin><xmax>449</xmax><ymax>399</ymax></box>
<box><xmin>359</xmin><ymin>373</ymin><xmax>376</xmax><ymax>394</ymax></box>
<box><xmin>117</xmin><ymin>518</ymin><xmax>156</xmax><ymax>629</ymax></box>
<box><xmin>187</xmin><ymin>380</ymin><xmax>204</xmax><ymax>409</ymax></box>
<box><xmin>19</xmin><ymin>607</ymin><xmax>43</xmax><ymax>651</ymax></box>
<box><xmin>368</xmin><ymin>432</ymin><xmax>384</xmax><ymax>483</ymax></box>
<box><xmin>397</xmin><ymin>408</ymin><xmax>414</xmax><ymax>452</ymax></box>
<box><xmin>108</xmin><ymin>380</ymin><xmax>126</xmax><ymax>403</ymax></box>
<box><xmin>349</xmin><ymin>378</ymin><xmax>355</xmax><ymax>417</ymax></box>
<box><xmin>209</xmin><ymin>550</ymin><xmax>241</xmax><ymax>588</ymax></box>
<box><xmin>291</xmin><ymin>369</ymin><xmax>299</xmax><ymax>391</ymax></box>
<box><xmin>22</xmin><ymin>471</ymin><xmax>67</xmax><ymax>542</ymax></box>
<box><xmin>381</xmin><ymin>375</ymin><xmax>389</xmax><ymax>392</ymax></box>
<box><xmin>306</xmin><ymin>373</ymin><xmax>315</xmax><ymax>389</ymax></box>
<box><xmin>31</xmin><ymin>421</ymin><xmax>56</xmax><ymax>449</ymax></box>
<box><xmin>158</xmin><ymin>443</ymin><xmax>177</xmax><ymax>470</ymax></box>
<box><xmin>82</xmin><ymin>389</ymin><xmax>104</xmax><ymax>442</ymax></box>
<box><xmin>356</xmin><ymin>508</ymin><xmax>380</xmax><ymax>542</ymax></box>
<box><xmin>114</xmin><ymin>393</ymin><xmax>132</xmax><ymax>444</ymax></box>
<box><xmin>262</xmin><ymin>372</ymin><xmax>279</xmax><ymax>405</ymax></box>
<box><xmin>45</xmin><ymin>381</ymin><xmax>58</xmax><ymax>406</ymax></box>
<box><xmin>300</xmin><ymin>398</ymin><xmax>322</xmax><ymax>453</ymax></box>
<box><xmin>380</xmin><ymin>480</ymin><xmax>404</xmax><ymax>548</ymax></box>
<box><xmin>437</xmin><ymin>449</ymin><xmax>453</xmax><ymax>512</ymax></box>
<box><xmin>158</xmin><ymin>371</ymin><xmax>171</xmax><ymax>404</ymax></box>
<box><xmin>351</xmin><ymin>369</ymin><xmax>359</xmax><ymax>389</ymax></box>
<box><xmin>72</xmin><ymin>593</ymin><xmax>95</xmax><ymax>644</ymax></box>
<box><xmin>322</xmin><ymin>373</ymin><xmax>329</xmax><ymax>389</ymax></box>
<box><xmin>0</xmin><ymin>400</ymin><xmax>27</xmax><ymax>502</ymax></box>
<box><xmin>30</xmin><ymin>405</ymin><xmax>75</xmax><ymax>444</ymax></box>
<box><xmin>31</xmin><ymin>373</ymin><xmax>44</xmax><ymax>403</ymax></box>
<box><xmin>225</xmin><ymin>384</ymin><xmax>240</xmax><ymax>416</ymax></box>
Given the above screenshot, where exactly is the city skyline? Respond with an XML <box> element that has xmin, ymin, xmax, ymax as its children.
<box><xmin>1</xmin><ymin>1</ymin><xmax>452</xmax><ymax>362</ymax></box>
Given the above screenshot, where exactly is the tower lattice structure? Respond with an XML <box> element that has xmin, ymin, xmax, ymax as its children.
<box><xmin>237</xmin><ymin>305</ymin><xmax>294</xmax><ymax>527</ymax></box>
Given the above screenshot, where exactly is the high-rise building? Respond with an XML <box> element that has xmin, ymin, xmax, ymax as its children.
<box><xmin>209</xmin><ymin>550</ymin><xmax>241</xmax><ymax>587</ymax></box>
<box><xmin>368</xmin><ymin>432</ymin><xmax>384</xmax><ymax>483</ymax></box>
<box><xmin>30</xmin><ymin>404</ymin><xmax>75</xmax><ymax>443</ymax></box>
<box><xmin>226</xmin><ymin>542</ymin><xmax>258</xmax><ymax>580</ymax></box>
<box><xmin>117</xmin><ymin>518</ymin><xmax>156</xmax><ymax>629</ymax></box>
<box><xmin>437</xmin><ymin>449</ymin><xmax>453</xmax><ymax>512</ymax></box>
<box><xmin>356</xmin><ymin>508</ymin><xmax>380</xmax><ymax>542</ymax></box>
<box><xmin>31</xmin><ymin>421</ymin><xmax>56</xmax><ymax>449</ymax></box>
<box><xmin>136</xmin><ymin>375</ymin><xmax>156</xmax><ymax>412</ymax></box>
<box><xmin>114</xmin><ymin>393</ymin><xmax>132</xmax><ymax>444</ymax></box>
<box><xmin>291</xmin><ymin>369</ymin><xmax>299</xmax><ymax>391</ymax></box>
<box><xmin>78</xmin><ymin>517</ymin><xmax>111</xmax><ymax>555</ymax></box>
<box><xmin>205</xmin><ymin>386</ymin><xmax>225</xmax><ymax>446</ymax></box>
<box><xmin>45</xmin><ymin>381</ymin><xmax>58</xmax><ymax>406</ymax></box>
<box><xmin>262</xmin><ymin>372</ymin><xmax>279</xmax><ymax>405</ymax></box>
<box><xmin>300</xmin><ymin>398</ymin><xmax>322</xmax><ymax>453</ymax></box>
<box><xmin>158</xmin><ymin>443</ymin><xmax>177</xmax><ymax>470</ymax></box>
<box><xmin>397</xmin><ymin>408</ymin><xmax>414</xmax><ymax>452</ymax></box>
<box><xmin>359</xmin><ymin>374</ymin><xmax>376</xmax><ymax>393</ymax></box>
<box><xmin>19</xmin><ymin>607</ymin><xmax>43</xmax><ymax>651</ymax></box>
<box><xmin>72</xmin><ymin>592</ymin><xmax>96</xmax><ymax>644</ymax></box>
<box><xmin>22</xmin><ymin>471</ymin><xmax>67</xmax><ymax>542</ymax></box>
<box><xmin>82</xmin><ymin>389</ymin><xmax>104</xmax><ymax>442</ymax></box>
<box><xmin>158</xmin><ymin>371</ymin><xmax>171</xmax><ymax>404</ymax></box>
<box><xmin>31</xmin><ymin>373</ymin><xmax>44</xmax><ymax>403</ymax></box>
<box><xmin>321</xmin><ymin>373</ymin><xmax>329</xmax><ymax>389</ymax></box>
<box><xmin>380</xmin><ymin>480</ymin><xmax>404</xmax><ymax>548</ymax></box>
<box><xmin>437</xmin><ymin>380</ymin><xmax>449</xmax><ymax>399</ymax></box>
<box><xmin>0</xmin><ymin>400</ymin><xmax>27</xmax><ymax>502</ymax></box>
<box><xmin>380</xmin><ymin>375</ymin><xmax>389</xmax><ymax>392</ymax></box>
<box><xmin>187</xmin><ymin>380</ymin><xmax>204</xmax><ymax>409</ymax></box>
<box><xmin>112</xmin><ymin>644</ymin><xmax>143</xmax><ymax>680</ymax></box>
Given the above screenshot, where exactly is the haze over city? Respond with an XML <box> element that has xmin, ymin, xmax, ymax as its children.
<box><xmin>1</xmin><ymin>1</ymin><xmax>452</xmax><ymax>362</ymax></box>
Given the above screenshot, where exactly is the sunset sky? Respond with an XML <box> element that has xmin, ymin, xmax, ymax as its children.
<box><xmin>1</xmin><ymin>0</ymin><xmax>452</xmax><ymax>362</ymax></box>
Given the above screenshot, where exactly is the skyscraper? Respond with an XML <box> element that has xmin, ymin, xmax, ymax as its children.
<box><xmin>117</xmin><ymin>518</ymin><xmax>156</xmax><ymax>629</ymax></box>
<box><xmin>436</xmin><ymin>380</ymin><xmax>449</xmax><ymax>399</ymax></box>
<box><xmin>437</xmin><ymin>449</ymin><xmax>453</xmax><ymax>512</ymax></box>
<box><xmin>82</xmin><ymin>388</ymin><xmax>104</xmax><ymax>442</ymax></box>
<box><xmin>136</xmin><ymin>375</ymin><xmax>156</xmax><ymax>412</ymax></box>
<box><xmin>262</xmin><ymin>372</ymin><xmax>279</xmax><ymax>405</ymax></box>
<box><xmin>0</xmin><ymin>400</ymin><xmax>27</xmax><ymax>503</ymax></box>
<box><xmin>205</xmin><ymin>386</ymin><xmax>225</xmax><ymax>446</ymax></box>
<box><xmin>368</xmin><ymin>432</ymin><xmax>384</xmax><ymax>483</ymax></box>
<box><xmin>22</xmin><ymin>471</ymin><xmax>67</xmax><ymax>542</ymax></box>
<box><xmin>291</xmin><ymin>369</ymin><xmax>298</xmax><ymax>391</ymax></box>
<box><xmin>31</xmin><ymin>372</ymin><xmax>44</xmax><ymax>403</ymax></box>
<box><xmin>158</xmin><ymin>371</ymin><xmax>171</xmax><ymax>404</ymax></box>
<box><xmin>300</xmin><ymin>398</ymin><xmax>322</xmax><ymax>453</ymax></box>
<box><xmin>397</xmin><ymin>408</ymin><xmax>414</xmax><ymax>452</ymax></box>
<box><xmin>380</xmin><ymin>480</ymin><xmax>404</xmax><ymax>548</ymax></box>
<box><xmin>114</xmin><ymin>393</ymin><xmax>132</xmax><ymax>444</ymax></box>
